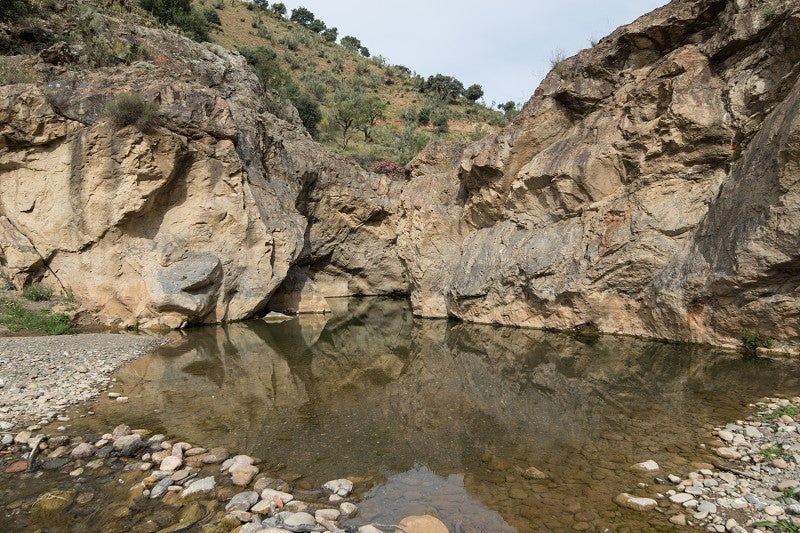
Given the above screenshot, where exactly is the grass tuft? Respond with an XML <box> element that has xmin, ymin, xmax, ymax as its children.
<box><xmin>0</xmin><ymin>298</ymin><xmax>70</xmax><ymax>335</ymax></box>
<box><xmin>22</xmin><ymin>283</ymin><xmax>53</xmax><ymax>302</ymax></box>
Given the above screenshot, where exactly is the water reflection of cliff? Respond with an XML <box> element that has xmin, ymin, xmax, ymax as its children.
<box><xmin>91</xmin><ymin>298</ymin><xmax>800</xmax><ymax>531</ymax></box>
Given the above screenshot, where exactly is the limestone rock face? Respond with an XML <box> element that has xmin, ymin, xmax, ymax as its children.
<box><xmin>399</xmin><ymin>0</ymin><xmax>800</xmax><ymax>352</ymax></box>
<box><xmin>0</xmin><ymin>17</ymin><xmax>387</xmax><ymax>329</ymax></box>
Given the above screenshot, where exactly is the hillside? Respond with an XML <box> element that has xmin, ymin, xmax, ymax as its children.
<box><xmin>199</xmin><ymin>0</ymin><xmax>508</xmax><ymax>167</ymax></box>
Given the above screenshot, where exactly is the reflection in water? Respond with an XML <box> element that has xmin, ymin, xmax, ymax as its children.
<box><xmin>82</xmin><ymin>298</ymin><xmax>800</xmax><ymax>531</ymax></box>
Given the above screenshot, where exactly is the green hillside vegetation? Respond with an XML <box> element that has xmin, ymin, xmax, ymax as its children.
<box><xmin>0</xmin><ymin>0</ymin><xmax>513</xmax><ymax>170</ymax></box>
<box><xmin>193</xmin><ymin>0</ymin><xmax>511</xmax><ymax>167</ymax></box>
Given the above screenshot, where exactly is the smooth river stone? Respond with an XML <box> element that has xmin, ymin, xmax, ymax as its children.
<box><xmin>613</xmin><ymin>493</ymin><xmax>658</xmax><ymax>511</ymax></box>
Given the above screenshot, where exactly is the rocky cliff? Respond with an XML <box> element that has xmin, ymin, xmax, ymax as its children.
<box><xmin>397</xmin><ymin>0</ymin><xmax>800</xmax><ymax>352</ymax></box>
<box><xmin>0</xmin><ymin>10</ymin><xmax>404</xmax><ymax>329</ymax></box>
<box><xmin>1</xmin><ymin>0</ymin><xmax>799</xmax><ymax>352</ymax></box>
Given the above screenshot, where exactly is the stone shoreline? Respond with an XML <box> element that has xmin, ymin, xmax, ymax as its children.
<box><xmin>616</xmin><ymin>398</ymin><xmax>800</xmax><ymax>532</ymax></box>
<box><xmin>0</xmin><ymin>333</ymin><xmax>168</xmax><ymax>431</ymax></box>
<box><xmin>0</xmin><ymin>422</ymin><xmax>447</xmax><ymax>533</ymax></box>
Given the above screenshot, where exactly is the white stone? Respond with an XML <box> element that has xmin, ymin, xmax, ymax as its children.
<box><xmin>718</xmin><ymin>430</ymin><xmax>735</xmax><ymax>442</ymax></box>
<box><xmin>765</xmin><ymin>505</ymin><xmax>784</xmax><ymax>516</ymax></box>
<box><xmin>159</xmin><ymin>456</ymin><xmax>182</xmax><ymax>472</ymax></box>
<box><xmin>181</xmin><ymin>476</ymin><xmax>215</xmax><ymax>497</ymax></box>
<box><xmin>323</xmin><ymin>478</ymin><xmax>354</xmax><ymax>497</ymax></box>
<box><xmin>340</xmin><ymin>502</ymin><xmax>358</xmax><ymax>518</ymax></box>
<box><xmin>315</xmin><ymin>508</ymin><xmax>341</xmax><ymax>522</ymax></box>
<box><xmin>261</xmin><ymin>488</ymin><xmax>294</xmax><ymax>504</ymax></box>
<box><xmin>632</xmin><ymin>460</ymin><xmax>660</xmax><ymax>472</ymax></box>
<box><xmin>284</xmin><ymin>512</ymin><xmax>316</xmax><ymax>527</ymax></box>
<box><xmin>670</xmin><ymin>493</ymin><xmax>694</xmax><ymax>504</ymax></box>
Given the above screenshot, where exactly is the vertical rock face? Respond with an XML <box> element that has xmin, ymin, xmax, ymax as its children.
<box><xmin>399</xmin><ymin>0</ymin><xmax>800</xmax><ymax>351</ymax></box>
<box><xmin>0</xmin><ymin>17</ymin><xmax>401</xmax><ymax>329</ymax></box>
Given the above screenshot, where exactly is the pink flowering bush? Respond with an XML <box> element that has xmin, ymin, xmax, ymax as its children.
<box><xmin>372</xmin><ymin>160</ymin><xmax>406</xmax><ymax>178</ymax></box>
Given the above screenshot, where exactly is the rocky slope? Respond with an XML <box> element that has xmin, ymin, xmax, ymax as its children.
<box><xmin>396</xmin><ymin>0</ymin><xmax>800</xmax><ymax>352</ymax></box>
<box><xmin>1</xmin><ymin>0</ymin><xmax>799</xmax><ymax>352</ymax></box>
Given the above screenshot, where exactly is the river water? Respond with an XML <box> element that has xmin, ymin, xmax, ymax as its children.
<box><xmin>8</xmin><ymin>298</ymin><xmax>800</xmax><ymax>531</ymax></box>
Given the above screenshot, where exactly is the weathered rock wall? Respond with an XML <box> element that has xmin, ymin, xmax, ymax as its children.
<box><xmin>398</xmin><ymin>0</ymin><xmax>800</xmax><ymax>352</ymax></box>
<box><xmin>0</xmin><ymin>16</ymin><xmax>403</xmax><ymax>329</ymax></box>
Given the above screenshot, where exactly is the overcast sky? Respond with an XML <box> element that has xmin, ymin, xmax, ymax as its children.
<box><xmin>278</xmin><ymin>0</ymin><xmax>669</xmax><ymax>106</ymax></box>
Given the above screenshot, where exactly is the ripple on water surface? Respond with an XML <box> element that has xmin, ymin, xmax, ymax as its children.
<box><xmin>23</xmin><ymin>298</ymin><xmax>800</xmax><ymax>531</ymax></box>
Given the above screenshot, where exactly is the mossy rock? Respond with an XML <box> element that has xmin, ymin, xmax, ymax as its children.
<box><xmin>31</xmin><ymin>490</ymin><xmax>76</xmax><ymax>519</ymax></box>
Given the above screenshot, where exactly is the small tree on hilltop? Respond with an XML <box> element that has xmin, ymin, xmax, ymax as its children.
<box><xmin>252</xmin><ymin>0</ymin><xmax>269</xmax><ymax>9</ymax></box>
<box><xmin>423</xmin><ymin>74</ymin><xmax>464</xmax><ymax>102</ymax></box>
<box><xmin>321</xmin><ymin>27</ymin><xmax>338</xmax><ymax>43</ymax></box>
<box><xmin>308</xmin><ymin>18</ymin><xmax>326</xmax><ymax>33</ymax></box>
<box><xmin>464</xmin><ymin>83</ymin><xmax>484</xmax><ymax>102</ymax></box>
<box><xmin>289</xmin><ymin>6</ymin><xmax>315</xmax><ymax>27</ymax></box>
<box><xmin>340</xmin><ymin>35</ymin><xmax>362</xmax><ymax>52</ymax></box>
<box><xmin>270</xmin><ymin>2</ymin><xmax>286</xmax><ymax>17</ymax></box>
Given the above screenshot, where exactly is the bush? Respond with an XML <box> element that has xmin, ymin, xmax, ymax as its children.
<box><xmin>138</xmin><ymin>0</ymin><xmax>210</xmax><ymax>42</ymax></box>
<box><xmin>340</xmin><ymin>35</ymin><xmax>362</xmax><ymax>52</ymax></box>
<box><xmin>240</xmin><ymin>46</ymin><xmax>290</xmax><ymax>92</ymax></box>
<box><xmin>463</xmin><ymin>83</ymin><xmax>484</xmax><ymax>102</ymax></box>
<box><xmin>22</xmin><ymin>283</ymin><xmax>53</xmax><ymax>302</ymax></box>
<box><xmin>289</xmin><ymin>6</ymin><xmax>314</xmax><ymax>27</ymax></box>
<box><xmin>431</xmin><ymin>108</ymin><xmax>449</xmax><ymax>134</ymax></box>
<box><xmin>270</xmin><ymin>2</ymin><xmax>286</xmax><ymax>17</ymax></box>
<box><xmin>423</xmin><ymin>74</ymin><xmax>464</xmax><ymax>102</ymax></box>
<box><xmin>742</xmin><ymin>331</ymin><xmax>774</xmax><ymax>354</ymax></box>
<box><xmin>106</xmin><ymin>92</ymin><xmax>160</xmax><ymax>131</ymax></box>
<box><xmin>0</xmin><ymin>298</ymin><xmax>70</xmax><ymax>335</ymax></box>
<box><xmin>1</xmin><ymin>0</ymin><xmax>35</xmax><ymax>22</ymax></box>
<box><xmin>0</xmin><ymin>57</ymin><xmax>37</xmax><ymax>85</ymax></box>
<box><xmin>372</xmin><ymin>160</ymin><xmax>405</xmax><ymax>179</ymax></box>
<box><xmin>203</xmin><ymin>7</ymin><xmax>221</xmax><ymax>26</ymax></box>
<box><xmin>288</xmin><ymin>90</ymin><xmax>322</xmax><ymax>137</ymax></box>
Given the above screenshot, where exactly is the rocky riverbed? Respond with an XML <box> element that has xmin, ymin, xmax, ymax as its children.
<box><xmin>615</xmin><ymin>398</ymin><xmax>800</xmax><ymax>532</ymax></box>
<box><xmin>0</xmin><ymin>334</ymin><xmax>167</xmax><ymax>430</ymax></box>
<box><xmin>0</xmin><ymin>421</ymin><xmax>447</xmax><ymax>532</ymax></box>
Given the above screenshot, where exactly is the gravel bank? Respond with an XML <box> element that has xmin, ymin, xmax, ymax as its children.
<box><xmin>0</xmin><ymin>334</ymin><xmax>167</xmax><ymax>431</ymax></box>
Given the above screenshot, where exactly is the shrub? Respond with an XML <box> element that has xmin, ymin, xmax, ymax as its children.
<box><xmin>106</xmin><ymin>92</ymin><xmax>160</xmax><ymax>131</ymax></box>
<box><xmin>372</xmin><ymin>160</ymin><xmax>405</xmax><ymax>178</ymax></box>
<box><xmin>203</xmin><ymin>7</ymin><xmax>221</xmax><ymax>25</ymax></box>
<box><xmin>289</xmin><ymin>6</ymin><xmax>314</xmax><ymax>28</ymax></box>
<box><xmin>22</xmin><ymin>283</ymin><xmax>54</xmax><ymax>302</ymax></box>
<box><xmin>340</xmin><ymin>35</ymin><xmax>362</xmax><ymax>52</ymax></box>
<box><xmin>422</xmin><ymin>74</ymin><xmax>464</xmax><ymax>102</ymax></box>
<box><xmin>431</xmin><ymin>108</ymin><xmax>449</xmax><ymax>134</ymax></box>
<box><xmin>288</xmin><ymin>90</ymin><xmax>322</xmax><ymax>136</ymax></box>
<box><xmin>270</xmin><ymin>2</ymin><xmax>286</xmax><ymax>17</ymax></box>
<box><xmin>463</xmin><ymin>83</ymin><xmax>484</xmax><ymax>102</ymax></box>
<box><xmin>321</xmin><ymin>27</ymin><xmax>338</xmax><ymax>43</ymax></box>
<box><xmin>0</xmin><ymin>57</ymin><xmax>37</xmax><ymax>85</ymax></box>
<box><xmin>395</xmin><ymin>125</ymin><xmax>429</xmax><ymax>165</ymax></box>
<box><xmin>1</xmin><ymin>0</ymin><xmax>35</xmax><ymax>21</ymax></box>
<box><xmin>138</xmin><ymin>0</ymin><xmax>210</xmax><ymax>42</ymax></box>
<box><xmin>550</xmin><ymin>49</ymin><xmax>567</xmax><ymax>76</ymax></box>
<box><xmin>0</xmin><ymin>298</ymin><xmax>70</xmax><ymax>335</ymax></box>
<box><xmin>240</xmin><ymin>46</ymin><xmax>290</xmax><ymax>92</ymax></box>
<box><xmin>742</xmin><ymin>331</ymin><xmax>774</xmax><ymax>353</ymax></box>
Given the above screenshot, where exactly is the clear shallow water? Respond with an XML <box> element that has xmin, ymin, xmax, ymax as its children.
<box><xmin>22</xmin><ymin>299</ymin><xmax>800</xmax><ymax>531</ymax></box>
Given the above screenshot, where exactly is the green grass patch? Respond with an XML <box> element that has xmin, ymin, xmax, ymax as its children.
<box><xmin>754</xmin><ymin>519</ymin><xmax>800</xmax><ymax>533</ymax></box>
<box><xmin>0</xmin><ymin>298</ymin><xmax>70</xmax><ymax>335</ymax></box>
<box><xmin>763</xmin><ymin>404</ymin><xmax>800</xmax><ymax>421</ymax></box>
<box><xmin>22</xmin><ymin>283</ymin><xmax>53</xmax><ymax>302</ymax></box>
<box><xmin>759</xmin><ymin>446</ymin><xmax>784</xmax><ymax>461</ymax></box>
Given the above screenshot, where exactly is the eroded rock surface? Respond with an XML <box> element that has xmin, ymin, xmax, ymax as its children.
<box><xmin>398</xmin><ymin>0</ymin><xmax>800</xmax><ymax>351</ymax></box>
<box><xmin>0</xmin><ymin>16</ymin><xmax>397</xmax><ymax>329</ymax></box>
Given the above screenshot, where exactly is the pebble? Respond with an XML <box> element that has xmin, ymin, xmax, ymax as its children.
<box><xmin>181</xmin><ymin>476</ymin><xmax>215</xmax><ymax>497</ymax></box>
<box><xmin>340</xmin><ymin>502</ymin><xmax>358</xmax><ymax>518</ymax></box>
<box><xmin>323</xmin><ymin>478</ymin><xmax>354</xmax><ymax>497</ymax></box>
<box><xmin>670</xmin><ymin>493</ymin><xmax>694</xmax><ymax>504</ymax></box>
<box><xmin>716</xmin><ymin>447</ymin><xmax>741</xmax><ymax>460</ymax></box>
<box><xmin>613</xmin><ymin>493</ymin><xmax>657</xmax><ymax>511</ymax></box>
<box><xmin>632</xmin><ymin>460</ymin><xmax>660</xmax><ymax>472</ymax></box>
<box><xmin>225</xmin><ymin>491</ymin><xmax>259</xmax><ymax>512</ymax></box>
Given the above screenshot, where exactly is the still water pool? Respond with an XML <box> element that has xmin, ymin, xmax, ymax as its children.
<box><xmin>22</xmin><ymin>299</ymin><xmax>800</xmax><ymax>531</ymax></box>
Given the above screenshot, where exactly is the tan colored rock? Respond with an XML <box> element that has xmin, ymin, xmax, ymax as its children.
<box><xmin>396</xmin><ymin>515</ymin><xmax>449</xmax><ymax>533</ymax></box>
<box><xmin>396</xmin><ymin>0</ymin><xmax>800</xmax><ymax>352</ymax></box>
